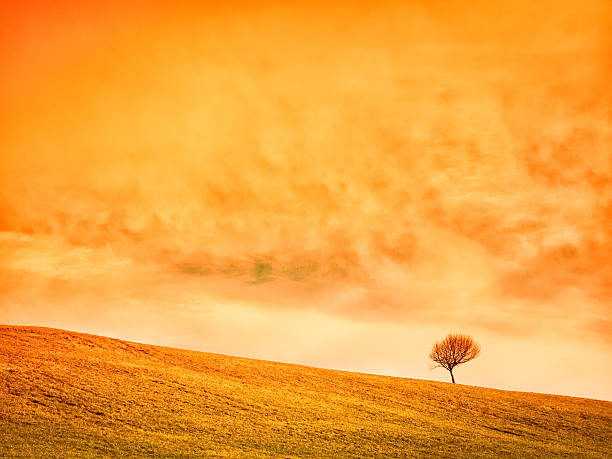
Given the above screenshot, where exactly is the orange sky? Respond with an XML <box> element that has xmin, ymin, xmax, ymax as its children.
<box><xmin>1</xmin><ymin>0</ymin><xmax>611</xmax><ymax>400</ymax></box>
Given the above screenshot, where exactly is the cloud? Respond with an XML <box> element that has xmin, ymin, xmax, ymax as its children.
<box><xmin>1</xmin><ymin>0</ymin><xmax>611</xmax><ymax>399</ymax></box>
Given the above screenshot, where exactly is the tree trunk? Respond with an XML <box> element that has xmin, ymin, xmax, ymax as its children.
<box><xmin>449</xmin><ymin>369</ymin><xmax>455</xmax><ymax>384</ymax></box>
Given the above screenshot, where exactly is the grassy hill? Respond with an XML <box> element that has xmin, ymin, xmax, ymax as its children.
<box><xmin>1</xmin><ymin>326</ymin><xmax>610</xmax><ymax>457</ymax></box>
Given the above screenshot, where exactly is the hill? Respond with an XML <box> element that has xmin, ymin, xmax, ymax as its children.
<box><xmin>0</xmin><ymin>326</ymin><xmax>610</xmax><ymax>457</ymax></box>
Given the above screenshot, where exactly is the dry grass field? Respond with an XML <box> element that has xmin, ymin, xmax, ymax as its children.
<box><xmin>0</xmin><ymin>326</ymin><xmax>610</xmax><ymax>457</ymax></box>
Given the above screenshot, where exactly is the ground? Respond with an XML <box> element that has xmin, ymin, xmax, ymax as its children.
<box><xmin>1</xmin><ymin>326</ymin><xmax>610</xmax><ymax>457</ymax></box>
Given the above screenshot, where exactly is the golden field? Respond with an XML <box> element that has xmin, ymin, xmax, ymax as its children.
<box><xmin>1</xmin><ymin>326</ymin><xmax>610</xmax><ymax>457</ymax></box>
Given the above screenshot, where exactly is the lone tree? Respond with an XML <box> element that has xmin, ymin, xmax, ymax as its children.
<box><xmin>429</xmin><ymin>333</ymin><xmax>480</xmax><ymax>384</ymax></box>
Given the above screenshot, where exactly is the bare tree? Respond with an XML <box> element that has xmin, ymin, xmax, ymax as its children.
<box><xmin>429</xmin><ymin>333</ymin><xmax>480</xmax><ymax>383</ymax></box>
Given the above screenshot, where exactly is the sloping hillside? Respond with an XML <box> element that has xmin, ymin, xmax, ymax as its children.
<box><xmin>0</xmin><ymin>326</ymin><xmax>610</xmax><ymax>457</ymax></box>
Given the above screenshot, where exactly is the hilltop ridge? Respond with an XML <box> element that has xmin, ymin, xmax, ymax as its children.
<box><xmin>1</xmin><ymin>326</ymin><xmax>610</xmax><ymax>457</ymax></box>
